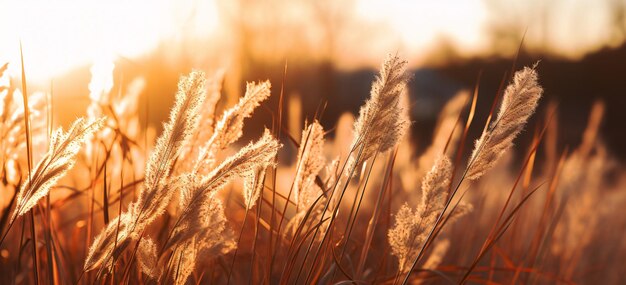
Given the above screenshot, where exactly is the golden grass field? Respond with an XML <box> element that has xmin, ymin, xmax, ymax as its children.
<box><xmin>0</xmin><ymin>53</ymin><xmax>624</xmax><ymax>285</ymax></box>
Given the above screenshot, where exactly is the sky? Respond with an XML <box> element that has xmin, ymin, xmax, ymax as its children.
<box><xmin>0</xmin><ymin>0</ymin><xmax>623</xmax><ymax>82</ymax></box>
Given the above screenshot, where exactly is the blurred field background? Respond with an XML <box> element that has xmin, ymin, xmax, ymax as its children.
<box><xmin>1</xmin><ymin>0</ymin><xmax>625</xmax><ymax>159</ymax></box>
<box><xmin>1</xmin><ymin>0</ymin><xmax>626</xmax><ymax>284</ymax></box>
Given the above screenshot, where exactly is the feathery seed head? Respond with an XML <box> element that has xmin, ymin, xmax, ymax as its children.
<box><xmin>467</xmin><ymin>66</ymin><xmax>543</xmax><ymax>181</ymax></box>
<box><xmin>176</xmin><ymin>72</ymin><xmax>223</xmax><ymax>174</ymax></box>
<box><xmin>206</xmin><ymin>128</ymin><xmax>280</xmax><ymax>194</ymax></box>
<box><xmin>349</xmin><ymin>54</ymin><xmax>411</xmax><ymax>170</ymax></box>
<box><xmin>293</xmin><ymin>121</ymin><xmax>325</xmax><ymax>204</ymax></box>
<box><xmin>420</xmin><ymin>155</ymin><xmax>453</xmax><ymax>207</ymax></box>
<box><xmin>176</xmin><ymin>129</ymin><xmax>280</xmax><ymax>227</ymax></box>
<box><xmin>11</xmin><ymin>117</ymin><xmax>104</xmax><ymax>222</ymax></box>
<box><xmin>144</xmin><ymin>70</ymin><xmax>206</xmax><ymax>189</ymax></box>
<box><xmin>86</xmin><ymin>71</ymin><xmax>206</xmax><ymax>273</ymax></box>
<box><xmin>133</xmin><ymin>70</ymin><xmax>206</xmax><ymax>232</ymax></box>
<box><xmin>136</xmin><ymin>237</ymin><xmax>159</xmax><ymax>279</ymax></box>
<box><xmin>388</xmin><ymin>155</ymin><xmax>470</xmax><ymax>273</ymax></box>
<box><xmin>194</xmin><ymin>80</ymin><xmax>271</xmax><ymax>174</ymax></box>
<box><xmin>84</xmin><ymin>211</ymin><xmax>133</xmax><ymax>272</ymax></box>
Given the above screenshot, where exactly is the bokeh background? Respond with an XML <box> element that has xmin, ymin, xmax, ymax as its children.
<box><xmin>1</xmin><ymin>0</ymin><xmax>625</xmax><ymax>159</ymax></box>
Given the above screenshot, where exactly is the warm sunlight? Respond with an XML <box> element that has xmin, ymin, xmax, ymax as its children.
<box><xmin>355</xmin><ymin>0</ymin><xmax>488</xmax><ymax>54</ymax></box>
<box><xmin>0</xmin><ymin>0</ymin><xmax>625</xmax><ymax>284</ymax></box>
<box><xmin>0</xmin><ymin>0</ymin><xmax>219</xmax><ymax>82</ymax></box>
<box><xmin>2</xmin><ymin>0</ymin><xmax>622</xmax><ymax>83</ymax></box>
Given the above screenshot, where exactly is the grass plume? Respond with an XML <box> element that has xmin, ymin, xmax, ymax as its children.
<box><xmin>11</xmin><ymin>117</ymin><xmax>104</xmax><ymax>223</ymax></box>
<box><xmin>348</xmin><ymin>54</ymin><xmax>411</xmax><ymax>170</ymax></box>
<box><xmin>467</xmin><ymin>65</ymin><xmax>543</xmax><ymax>181</ymax></box>
<box><xmin>0</xmin><ymin>53</ymin><xmax>623</xmax><ymax>285</ymax></box>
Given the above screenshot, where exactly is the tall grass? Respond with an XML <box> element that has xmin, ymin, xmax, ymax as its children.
<box><xmin>0</xmin><ymin>53</ymin><xmax>624</xmax><ymax>285</ymax></box>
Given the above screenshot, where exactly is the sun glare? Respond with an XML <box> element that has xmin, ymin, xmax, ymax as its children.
<box><xmin>0</xmin><ymin>0</ymin><xmax>622</xmax><ymax>83</ymax></box>
<box><xmin>0</xmin><ymin>0</ymin><xmax>219</xmax><ymax>82</ymax></box>
<box><xmin>355</xmin><ymin>0</ymin><xmax>488</xmax><ymax>54</ymax></box>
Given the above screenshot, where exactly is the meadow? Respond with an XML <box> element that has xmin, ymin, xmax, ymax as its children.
<box><xmin>0</xmin><ymin>53</ymin><xmax>624</xmax><ymax>284</ymax></box>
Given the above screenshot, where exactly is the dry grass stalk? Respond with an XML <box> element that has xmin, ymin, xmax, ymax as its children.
<box><xmin>11</xmin><ymin>117</ymin><xmax>104</xmax><ymax>223</ymax></box>
<box><xmin>348</xmin><ymin>54</ymin><xmax>411</xmax><ymax>171</ymax></box>
<box><xmin>164</xmin><ymin>199</ymin><xmax>235</xmax><ymax>284</ymax></box>
<box><xmin>166</xmin><ymin>129</ymin><xmax>279</xmax><ymax>251</ymax></box>
<box><xmin>1</xmin><ymin>87</ymin><xmax>47</xmax><ymax>170</ymax></box>
<box><xmin>194</xmin><ymin>80</ymin><xmax>271</xmax><ymax>174</ymax></box>
<box><xmin>552</xmin><ymin>141</ymin><xmax>612</xmax><ymax>279</ymax></box>
<box><xmin>192</xmin><ymin>129</ymin><xmax>279</xmax><ymax>210</ymax></box>
<box><xmin>85</xmin><ymin>71</ymin><xmax>206</xmax><ymax>272</ymax></box>
<box><xmin>169</xmin><ymin>189</ymin><xmax>229</xmax><ymax>257</ymax></box>
<box><xmin>160</xmin><ymin>130</ymin><xmax>279</xmax><ymax>283</ymax></box>
<box><xmin>177</xmin><ymin>72</ymin><xmax>223</xmax><ymax>174</ymax></box>
<box><xmin>467</xmin><ymin>66</ymin><xmax>543</xmax><ymax>181</ymax></box>
<box><xmin>293</xmin><ymin>121</ymin><xmax>325</xmax><ymax>204</ymax></box>
<box><xmin>136</xmin><ymin>237</ymin><xmax>159</xmax><ymax>279</ymax></box>
<box><xmin>559</xmin><ymin>100</ymin><xmax>605</xmax><ymax>194</ymax></box>
<box><xmin>169</xmin><ymin>243</ymin><xmax>197</xmax><ymax>285</ymax></box>
<box><xmin>422</xmin><ymin>239</ymin><xmax>450</xmax><ymax>270</ymax></box>
<box><xmin>388</xmin><ymin>156</ymin><xmax>471</xmax><ymax>273</ymax></box>
<box><xmin>133</xmin><ymin>70</ymin><xmax>206</xmax><ymax>230</ymax></box>
<box><xmin>412</xmin><ymin>239</ymin><xmax>451</xmax><ymax>285</ymax></box>
<box><xmin>551</xmin><ymin>104</ymin><xmax>611</xmax><ymax>277</ymax></box>
<box><xmin>285</xmin><ymin>121</ymin><xmax>326</xmax><ymax>236</ymax></box>
<box><xmin>83</xmin><ymin>212</ymin><xmax>134</xmax><ymax>271</ymax></box>
<box><xmin>2</xmin><ymin>52</ymin><xmax>624</xmax><ymax>285</ymax></box>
